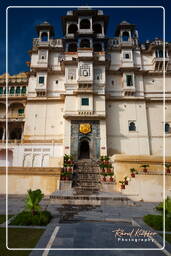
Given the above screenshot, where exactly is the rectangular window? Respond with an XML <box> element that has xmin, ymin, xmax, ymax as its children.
<box><xmin>39</xmin><ymin>76</ymin><xmax>45</xmax><ymax>84</ymax></box>
<box><xmin>81</xmin><ymin>98</ymin><xmax>89</xmax><ymax>106</ymax></box>
<box><xmin>126</xmin><ymin>75</ymin><xmax>133</xmax><ymax>86</ymax></box>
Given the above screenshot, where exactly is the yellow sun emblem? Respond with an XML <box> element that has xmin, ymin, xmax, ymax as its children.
<box><xmin>79</xmin><ymin>123</ymin><xmax>92</xmax><ymax>134</ymax></box>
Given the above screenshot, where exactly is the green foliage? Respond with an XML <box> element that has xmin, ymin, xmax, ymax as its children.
<box><xmin>10</xmin><ymin>211</ymin><xmax>52</xmax><ymax>226</ymax></box>
<box><xmin>25</xmin><ymin>189</ymin><xmax>44</xmax><ymax>215</ymax></box>
<box><xmin>165</xmin><ymin>163</ymin><xmax>171</xmax><ymax>168</ymax></box>
<box><xmin>100</xmin><ymin>172</ymin><xmax>107</xmax><ymax>177</ymax></box>
<box><xmin>156</xmin><ymin>197</ymin><xmax>171</xmax><ymax>218</ymax></box>
<box><xmin>143</xmin><ymin>214</ymin><xmax>171</xmax><ymax>231</ymax></box>
<box><xmin>119</xmin><ymin>180</ymin><xmax>125</xmax><ymax>184</ymax></box>
<box><xmin>141</xmin><ymin>164</ymin><xmax>149</xmax><ymax>168</ymax></box>
<box><xmin>107</xmin><ymin>172</ymin><xmax>114</xmax><ymax>176</ymax></box>
<box><xmin>130</xmin><ymin>168</ymin><xmax>137</xmax><ymax>173</ymax></box>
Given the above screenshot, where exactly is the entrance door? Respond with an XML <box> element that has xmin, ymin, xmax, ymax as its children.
<box><xmin>79</xmin><ymin>139</ymin><xmax>90</xmax><ymax>159</ymax></box>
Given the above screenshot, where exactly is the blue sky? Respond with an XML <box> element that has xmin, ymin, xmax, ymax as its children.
<box><xmin>0</xmin><ymin>0</ymin><xmax>170</xmax><ymax>75</ymax></box>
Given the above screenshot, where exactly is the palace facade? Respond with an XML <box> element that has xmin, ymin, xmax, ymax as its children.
<box><xmin>0</xmin><ymin>8</ymin><xmax>171</xmax><ymax>168</ymax></box>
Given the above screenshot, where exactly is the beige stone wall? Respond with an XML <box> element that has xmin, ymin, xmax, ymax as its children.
<box><xmin>24</xmin><ymin>101</ymin><xmax>64</xmax><ymax>141</ymax></box>
<box><xmin>0</xmin><ymin>167</ymin><xmax>61</xmax><ymax>195</ymax></box>
<box><xmin>112</xmin><ymin>154</ymin><xmax>171</xmax><ymax>201</ymax></box>
<box><xmin>106</xmin><ymin>101</ymin><xmax>150</xmax><ymax>155</ymax></box>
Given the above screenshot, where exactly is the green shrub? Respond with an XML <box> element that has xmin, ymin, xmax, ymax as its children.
<box><xmin>10</xmin><ymin>210</ymin><xmax>52</xmax><ymax>226</ymax></box>
<box><xmin>156</xmin><ymin>197</ymin><xmax>171</xmax><ymax>218</ymax></box>
<box><xmin>25</xmin><ymin>189</ymin><xmax>44</xmax><ymax>216</ymax></box>
<box><xmin>143</xmin><ymin>214</ymin><xmax>171</xmax><ymax>231</ymax></box>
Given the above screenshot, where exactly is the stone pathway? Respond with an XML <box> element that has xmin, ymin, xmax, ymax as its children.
<box><xmin>1</xmin><ymin>196</ymin><xmax>171</xmax><ymax>255</ymax></box>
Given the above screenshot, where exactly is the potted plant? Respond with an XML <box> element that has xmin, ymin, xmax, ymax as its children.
<box><xmin>165</xmin><ymin>163</ymin><xmax>171</xmax><ymax>174</ymax></box>
<box><xmin>99</xmin><ymin>162</ymin><xmax>105</xmax><ymax>172</ymax></box>
<box><xmin>101</xmin><ymin>172</ymin><xmax>107</xmax><ymax>182</ymax></box>
<box><xmin>68</xmin><ymin>165</ymin><xmax>73</xmax><ymax>173</ymax></box>
<box><xmin>61</xmin><ymin>172</ymin><xmax>66</xmax><ymax>180</ymax></box>
<box><xmin>124</xmin><ymin>176</ymin><xmax>128</xmax><ymax>185</ymax></box>
<box><xmin>130</xmin><ymin>168</ymin><xmax>136</xmax><ymax>178</ymax></box>
<box><xmin>119</xmin><ymin>181</ymin><xmax>125</xmax><ymax>189</ymax></box>
<box><xmin>107</xmin><ymin>164</ymin><xmax>112</xmax><ymax>173</ymax></box>
<box><xmin>65</xmin><ymin>172</ymin><xmax>71</xmax><ymax>181</ymax></box>
<box><xmin>108</xmin><ymin>172</ymin><xmax>114</xmax><ymax>182</ymax></box>
<box><xmin>141</xmin><ymin>164</ymin><xmax>149</xmax><ymax>173</ymax></box>
<box><xmin>104</xmin><ymin>156</ymin><xmax>110</xmax><ymax>165</ymax></box>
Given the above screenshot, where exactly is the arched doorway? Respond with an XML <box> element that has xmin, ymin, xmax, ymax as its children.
<box><xmin>79</xmin><ymin>139</ymin><xmax>90</xmax><ymax>159</ymax></box>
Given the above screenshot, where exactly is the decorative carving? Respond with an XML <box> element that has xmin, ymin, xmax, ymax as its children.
<box><xmin>32</xmin><ymin>38</ymin><xmax>39</xmax><ymax>47</ymax></box>
<box><xmin>80</xmin><ymin>64</ymin><xmax>90</xmax><ymax>77</ymax></box>
<box><xmin>79</xmin><ymin>123</ymin><xmax>92</xmax><ymax>134</ymax></box>
<box><xmin>68</xmin><ymin>68</ymin><xmax>76</xmax><ymax>80</ymax></box>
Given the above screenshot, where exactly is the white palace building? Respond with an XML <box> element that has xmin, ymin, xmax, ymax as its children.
<box><xmin>0</xmin><ymin>8</ymin><xmax>171</xmax><ymax>170</ymax></box>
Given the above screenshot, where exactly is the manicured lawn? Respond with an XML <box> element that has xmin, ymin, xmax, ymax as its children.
<box><xmin>0</xmin><ymin>215</ymin><xmax>13</xmax><ymax>224</ymax></box>
<box><xmin>0</xmin><ymin>227</ymin><xmax>44</xmax><ymax>256</ymax></box>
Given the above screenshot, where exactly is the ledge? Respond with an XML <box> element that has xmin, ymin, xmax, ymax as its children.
<box><xmin>0</xmin><ymin>167</ymin><xmax>61</xmax><ymax>176</ymax></box>
<box><xmin>112</xmin><ymin>154</ymin><xmax>171</xmax><ymax>164</ymax></box>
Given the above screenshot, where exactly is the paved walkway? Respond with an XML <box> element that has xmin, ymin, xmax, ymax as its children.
<box><xmin>1</xmin><ymin>196</ymin><xmax>171</xmax><ymax>255</ymax></box>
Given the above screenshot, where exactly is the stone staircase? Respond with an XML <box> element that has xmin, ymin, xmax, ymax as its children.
<box><xmin>74</xmin><ymin>159</ymin><xmax>100</xmax><ymax>195</ymax></box>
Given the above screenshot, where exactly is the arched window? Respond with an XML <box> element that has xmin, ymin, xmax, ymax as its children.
<box><xmin>129</xmin><ymin>121</ymin><xmax>136</xmax><ymax>131</ymax></box>
<box><xmin>93</xmin><ymin>23</ymin><xmax>102</xmax><ymax>33</ymax></box>
<box><xmin>165</xmin><ymin>123</ymin><xmax>170</xmax><ymax>133</ymax></box>
<box><xmin>41</xmin><ymin>32</ymin><xmax>48</xmax><ymax>42</ymax></box>
<box><xmin>21</xmin><ymin>86</ymin><xmax>26</xmax><ymax>94</ymax></box>
<box><xmin>10</xmin><ymin>87</ymin><xmax>15</xmax><ymax>95</ymax></box>
<box><xmin>9</xmin><ymin>127</ymin><xmax>23</xmax><ymax>140</ymax></box>
<box><xmin>93</xmin><ymin>43</ymin><xmax>102</xmax><ymax>52</ymax></box>
<box><xmin>0</xmin><ymin>127</ymin><xmax>3</xmax><ymax>140</ymax></box>
<box><xmin>68</xmin><ymin>43</ymin><xmax>77</xmax><ymax>52</ymax></box>
<box><xmin>80</xmin><ymin>39</ymin><xmax>90</xmax><ymax>48</ymax></box>
<box><xmin>16</xmin><ymin>87</ymin><xmax>21</xmax><ymax>94</ymax></box>
<box><xmin>80</xmin><ymin>19</ymin><xmax>90</xmax><ymax>29</ymax></box>
<box><xmin>158</xmin><ymin>50</ymin><xmax>163</xmax><ymax>58</ymax></box>
<box><xmin>125</xmin><ymin>53</ymin><xmax>130</xmax><ymax>59</ymax></box>
<box><xmin>68</xmin><ymin>24</ymin><xmax>78</xmax><ymax>34</ymax></box>
<box><xmin>122</xmin><ymin>31</ymin><xmax>129</xmax><ymax>41</ymax></box>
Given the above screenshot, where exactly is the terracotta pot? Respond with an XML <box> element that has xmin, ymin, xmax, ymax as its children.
<box><xmin>166</xmin><ymin>168</ymin><xmax>171</xmax><ymax>174</ymax></box>
<box><xmin>103</xmin><ymin>177</ymin><xmax>106</xmax><ymax>182</ymax></box>
<box><xmin>61</xmin><ymin>176</ymin><xmax>64</xmax><ymax>180</ymax></box>
<box><xmin>110</xmin><ymin>177</ymin><xmax>113</xmax><ymax>182</ymax></box>
<box><xmin>143</xmin><ymin>168</ymin><xmax>148</xmax><ymax>173</ymax></box>
<box><xmin>124</xmin><ymin>180</ymin><xmax>128</xmax><ymax>185</ymax></box>
<box><xmin>68</xmin><ymin>167</ymin><xmax>72</xmax><ymax>172</ymax></box>
<box><xmin>121</xmin><ymin>184</ymin><xmax>125</xmax><ymax>189</ymax></box>
<box><xmin>107</xmin><ymin>169</ymin><xmax>111</xmax><ymax>173</ymax></box>
<box><xmin>65</xmin><ymin>176</ymin><xmax>69</xmax><ymax>181</ymax></box>
<box><xmin>131</xmin><ymin>173</ymin><xmax>135</xmax><ymax>178</ymax></box>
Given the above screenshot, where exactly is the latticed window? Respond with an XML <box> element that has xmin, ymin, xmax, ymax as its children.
<box><xmin>39</xmin><ymin>76</ymin><xmax>45</xmax><ymax>84</ymax></box>
<box><xmin>81</xmin><ymin>98</ymin><xmax>89</xmax><ymax>106</ymax></box>
<box><xmin>126</xmin><ymin>75</ymin><xmax>133</xmax><ymax>86</ymax></box>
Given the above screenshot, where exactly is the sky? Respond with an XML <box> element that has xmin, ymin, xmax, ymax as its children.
<box><xmin>0</xmin><ymin>0</ymin><xmax>171</xmax><ymax>75</ymax></box>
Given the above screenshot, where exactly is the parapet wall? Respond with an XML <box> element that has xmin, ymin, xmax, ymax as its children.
<box><xmin>0</xmin><ymin>167</ymin><xmax>61</xmax><ymax>195</ymax></box>
<box><xmin>112</xmin><ymin>154</ymin><xmax>171</xmax><ymax>201</ymax></box>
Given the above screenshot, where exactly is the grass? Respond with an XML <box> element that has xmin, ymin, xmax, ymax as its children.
<box><xmin>0</xmin><ymin>215</ymin><xmax>13</xmax><ymax>224</ymax></box>
<box><xmin>0</xmin><ymin>227</ymin><xmax>44</xmax><ymax>256</ymax></box>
